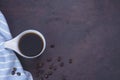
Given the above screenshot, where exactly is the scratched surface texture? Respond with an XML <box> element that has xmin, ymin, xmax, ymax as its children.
<box><xmin>0</xmin><ymin>0</ymin><xmax>120</xmax><ymax>80</ymax></box>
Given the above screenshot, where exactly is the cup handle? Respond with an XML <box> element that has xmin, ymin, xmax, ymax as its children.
<box><xmin>4</xmin><ymin>38</ymin><xmax>18</xmax><ymax>51</ymax></box>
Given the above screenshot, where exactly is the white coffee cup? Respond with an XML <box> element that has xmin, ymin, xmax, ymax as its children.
<box><xmin>4</xmin><ymin>30</ymin><xmax>46</xmax><ymax>58</ymax></box>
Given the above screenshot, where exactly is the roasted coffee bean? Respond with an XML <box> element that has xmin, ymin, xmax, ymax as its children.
<box><xmin>60</xmin><ymin>62</ymin><xmax>64</xmax><ymax>67</ymax></box>
<box><xmin>57</xmin><ymin>56</ymin><xmax>61</xmax><ymax>62</ymax></box>
<box><xmin>13</xmin><ymin>67</ymin><xmax>17</xmax><ymax>71</ymax></box>
<box><xmin>36</xmin><ymin>63</ymin><xmax>39</xmax><ymax>68</ymax></box>
<box><xmin>62</xmin><ymin>78</ymin><xmax>66</xmax><ymax>80</ymax></box>
<box><xmin>44</xmin><ymin>74</ymin><xmax>49</xmax><ymax>79</ymax></box>
<box><xmin>38</xmin><ymin>62</ymin><xmax>44</xmax><ymax>68</ymax></box>
<box><xmin>11</xmin><ymin>71</ymin><xmax>15</xmax><ymax>75</ymax></box>
<box><xmin>47</xmin><ymin>71</ymin><xmax>52</xmax><ymax>75</ymax></box>
<box><xmin>69</xmin><ymin>59</ymin><xmax>73</xmax><ymax>64</ymax></box>
<box><xmin>17</xmin><ymin>72</ymin><xmax>21</xmax><ymax>76</ymax></box>
<box><xmin>49</xmin><ymin>66</ymin><xmax>53</xmax><ymax>70</ymax></box>
<box><xmin>47</xmin><ymin>58</ymin><xmax>52</xmax><ymax>62</ymax></box>
<box><xmin>62</xmin><ymin>77</ymin><xmax>66</xmax><ymax>80</ymax></box>
<box><xmin>36</xmin><ymin>72</ymin><xmax>39</xmax><ymax>77</ymax></box>
<box><xmin>49</xmin><ymin>64</ymin><xmax>54</xmax><ymax>70</ymax></box>
<box><xmin>50</xmin><ymin>45</ymin><xmax>55</xmax><ymax>48</ymax></box>
<box><xmin>52</xmin><ymin>65</ymin><xmax>57</xmax><ymax>71</ymax></box>
<box><xmin>61</xmin><ymin>75</ymin><xmax>67</xmax><ymax>80</ymax></box>
<box><xmin>53</xmin><ymin>67</ymin><xmax>57</xmax><ymax>71</ymax></box>
<box><xmin>38</xmin><ymin>69</ymin><xmax>45</xmax><ymax>74</ymax></box>
<box><xmin>39</xmin><ymin>76</ymin><xmax>44</xmax><ymax>80</ymax></box>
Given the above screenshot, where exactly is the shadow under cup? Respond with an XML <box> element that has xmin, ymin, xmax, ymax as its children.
<box><xmin>18</xmin><ymin>32</ymin><xmax>46</xmax><ymax>58</ymax></box>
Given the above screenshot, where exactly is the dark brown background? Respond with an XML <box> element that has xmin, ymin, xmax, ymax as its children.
<box><xmin>0</xmin><ymin>0</ymin><xmax>120</xmax><ymax>80</ymax></box>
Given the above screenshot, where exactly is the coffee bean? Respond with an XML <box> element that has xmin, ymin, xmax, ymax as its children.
<box><xmin>47</xmin><ymin>71</ymin><xmax>52</xmax><ymax>75</ymax></box>
<box><xmin>61</xmin><ymin>75</ymin><xmax>67</xmax><ymax>80</ymax></box>
<box><xmin>38</xmin><ymin>62</ymin><xmax>44</xmax><ymax>68</ymax></box>
<box><xmin>39</xmin><ymin>76</ymin><xmax>44</xmax><ymax>80</ymax></box>
<box><xmin>57</xmin><ymin>56</ymin><xmax>61</xmax><ymax>62</ymax></box>
<box><xmin>17</xmin><ymin>72</ymin><xmax>21</xmax><ymax>76</ymax></box>
<box><xmin>11</xmin><ymin>71</ymin><xmax>15</xmax><ymax>75</ymax></box>
<box><xmin>44</xmin><ymin>74</ymin><xmax>49</xmax><ymax>79</ymax></box>
<box><xmin>53</xmin><ymin>67</ymin><xmax>57</xmax><ymax>71</ymax></box>
<box><xmin>66</xmin><ymin>20</ymin><xmax>70</xmax><ymax>24</ymax></box>
<box><xmin>60</xmin><ymin>62</ymin><xmax>64</xmax><ymax>67</ymax></box>
<box><xmin>62</xmin><ymin>77</ymin><xmax>66</xmax><ymax>80</ymax></box>
<box><xmin>50</xmin><ymin>45</ymin><xmax>55</xmax><ymax>48</ymax></box>
<box><xmin>49</xmin><ymin>64</ymin><xmax>54</xmax><ymax>70</ymax></box>
<box><xmin>36</xmin><ymin>72</ymin><xmax>39</xmax><ymax>77</ymax></box>
<box><xmin>38</xmin><ymin>69</ymin><xmax>45</xmax><ymax>74</ymax></box>
<box><xmin>62</xmin><ymin>78</ymin><xmax>66</xmax><ymax>80</ymax></box>
<box><xmin>47</xmin><ymin>58</ymin><xmax>52</xmax><ymax>62</ymax></box>
<box><xmin>52</xmin><ymin>65</ymin><xmax>57</xmax><ymax>71</ymax></box>
<box><xmin>13</xmin><ymin>67</ymin><xmax>17</xmax><ymax>71</ymax></box>
<box><xmin>69</xmin><ymin>59</ymin><xmax>72</xmax><ymax>64</ymax></box>
<box><xmin>49</xmin><ymin>66</ymin><xmax>53</xmax><ymax>70</ymax></box>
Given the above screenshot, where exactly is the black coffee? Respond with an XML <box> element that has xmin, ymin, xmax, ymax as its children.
<box><xmin>19</xmin><ymin>33</ymin><xmax>43</xmax><ymax>57</ymax></box>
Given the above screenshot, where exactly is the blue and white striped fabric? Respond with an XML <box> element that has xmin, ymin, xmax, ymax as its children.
<box><xmin>0</xmin><ymin>11</ymin><xmax>33</xmax><ymax>80</ymax></box>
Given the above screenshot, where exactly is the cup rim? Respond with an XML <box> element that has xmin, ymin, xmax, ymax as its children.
<box><xmin>17</xmin><ymin>30</ymin><xmax>46</xmax><ymax>58</ymax></box>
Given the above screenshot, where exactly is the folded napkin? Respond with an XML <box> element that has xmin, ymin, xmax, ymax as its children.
<box><xmin>0</xmin><ymin>11</ymin><xmax>33</xmax><ymax>80</ymax></box>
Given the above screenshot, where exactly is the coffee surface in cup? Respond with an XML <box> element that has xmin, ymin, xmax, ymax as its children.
<box><xmin>19</xmin><ymin>33</ymin><xmax>43</xmax><ymax>56</ymax></box>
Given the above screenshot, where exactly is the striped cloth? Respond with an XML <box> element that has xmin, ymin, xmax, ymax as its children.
<box><xmin>0</xmin><ymin>11</ymin><xmax>33</xmax><ymax>80</ymax></box>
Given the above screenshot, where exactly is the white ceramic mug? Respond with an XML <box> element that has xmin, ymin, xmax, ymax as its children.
<box><xmin>4</xmin><ymin>30</ymin><xmax>46</xmax><ymax>58</ymax></box>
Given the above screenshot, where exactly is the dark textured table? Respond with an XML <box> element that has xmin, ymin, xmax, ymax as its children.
<box><xmin>0</xmin><ymin>0</ymin><xmax>120</xmax><ymax>80</ymax></box>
